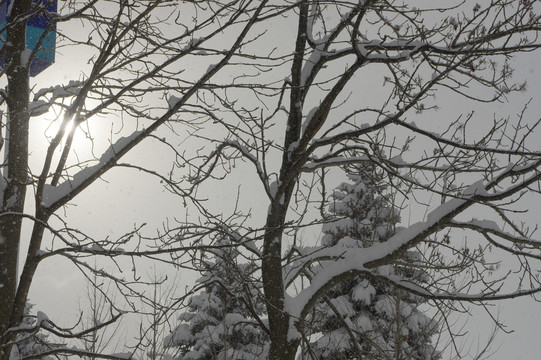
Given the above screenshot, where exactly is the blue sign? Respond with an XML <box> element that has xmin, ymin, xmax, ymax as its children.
<box><xmin>0</xmin><ymin>0</ymin><xmax>57</xmax><ymax>77</ymax></box>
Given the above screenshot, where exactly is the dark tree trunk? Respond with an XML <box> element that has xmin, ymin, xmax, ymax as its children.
<box><xmin>262</xmin><ymin>2</ymin><xmax>308</xmax><ymax>358</ymax></box>
<box><xmin>0</xmin><ymin>1</ymin><xmax>33</xmax><ymax>359</ymax></box>
<box><xmin>262</xmin><ymin>198</ymin><xmax>298</xmax><ymax>360</ymax></box>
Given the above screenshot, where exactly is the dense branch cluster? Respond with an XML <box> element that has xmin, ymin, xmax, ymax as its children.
<box><xmin>1</xmin><ymin>1</ymin><xmax>541</xmax><ymax>359</ymax></box>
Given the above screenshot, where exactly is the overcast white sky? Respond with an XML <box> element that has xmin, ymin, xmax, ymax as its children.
<box><xmin>16</xmin><ymin>2</ymin><xmax>541</xmax><ymax>359</ymax></box>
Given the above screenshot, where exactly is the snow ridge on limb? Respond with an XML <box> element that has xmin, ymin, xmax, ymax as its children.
<box><xmin>29</xmin><ymin>81</ymin><xmax>83</xmax><ymax>117</ymax></box>
<box><xmin>285</xmin><ymin>180</ymin><xmax>483</xmax><ymax>330</ymax></box>
<box><xmin>37</xmin><ymin>0</ymin><xmax>272</xmax><ymax>213</ymax></box>
<box><xmin>41</xmin><ymin>130</ymin><xmax>143</xmax><ymax>210</ymax></box>
<box><xmin>286</xmin><ymin>159</ymin><xmax>541</xmax><ymax>340</ymax></box>
<box><xmin>301</xmin><ymin>167</ymin><xmax>440</xmax><ymax>360</ymax></box>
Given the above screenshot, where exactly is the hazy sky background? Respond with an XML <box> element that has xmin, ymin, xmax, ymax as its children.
<box><xmin>14</xmin><ymin>1</ymin><xmax>541</xmax><ymax>359</ymax></box>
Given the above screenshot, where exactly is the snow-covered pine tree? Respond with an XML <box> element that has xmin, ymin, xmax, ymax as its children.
<box><xmin>307</xmin><ymin>165</ymin><xmax>440</xmax><ymax>360</ymax></box>
<box><xmin>164</xmin><ymin>236</ymin><xmax>267</xmax><ymax>360</ymax></box>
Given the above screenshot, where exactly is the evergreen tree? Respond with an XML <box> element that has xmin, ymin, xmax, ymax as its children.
<box><xmin>308</xmin><ymin>166</ymin><xmax>440</xmax><ymax>360</ymax></box>
<box><xmin>165</xmin><ymin>237</ymin><xmax>267</xmax><ymax>360</ymax></box>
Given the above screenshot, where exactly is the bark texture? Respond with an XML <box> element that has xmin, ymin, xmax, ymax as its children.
<box><xmin>0</xmin><ymin>2</ymin><xmax>32</xmax><ymax>358</ymax></box>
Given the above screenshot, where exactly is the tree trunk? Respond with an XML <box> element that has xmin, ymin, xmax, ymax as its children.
<box><xmin>262</xmin><ymin>200</ymin><xmax>291</xmax><ymax>360</ymax></box>
<box><xmin>262</xmin><ymin>3</ymin><xmax>308</xmax><ymax>358</ymax></box>
<box><xmin>0</xmin><ymin>1</ymin><xmax>32</xmax><ymax>358</ymax></box>
<box><xmin>262</xmin><ymin>198</ymin><xmax>301</xmax><ymax>360</ymax></box>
